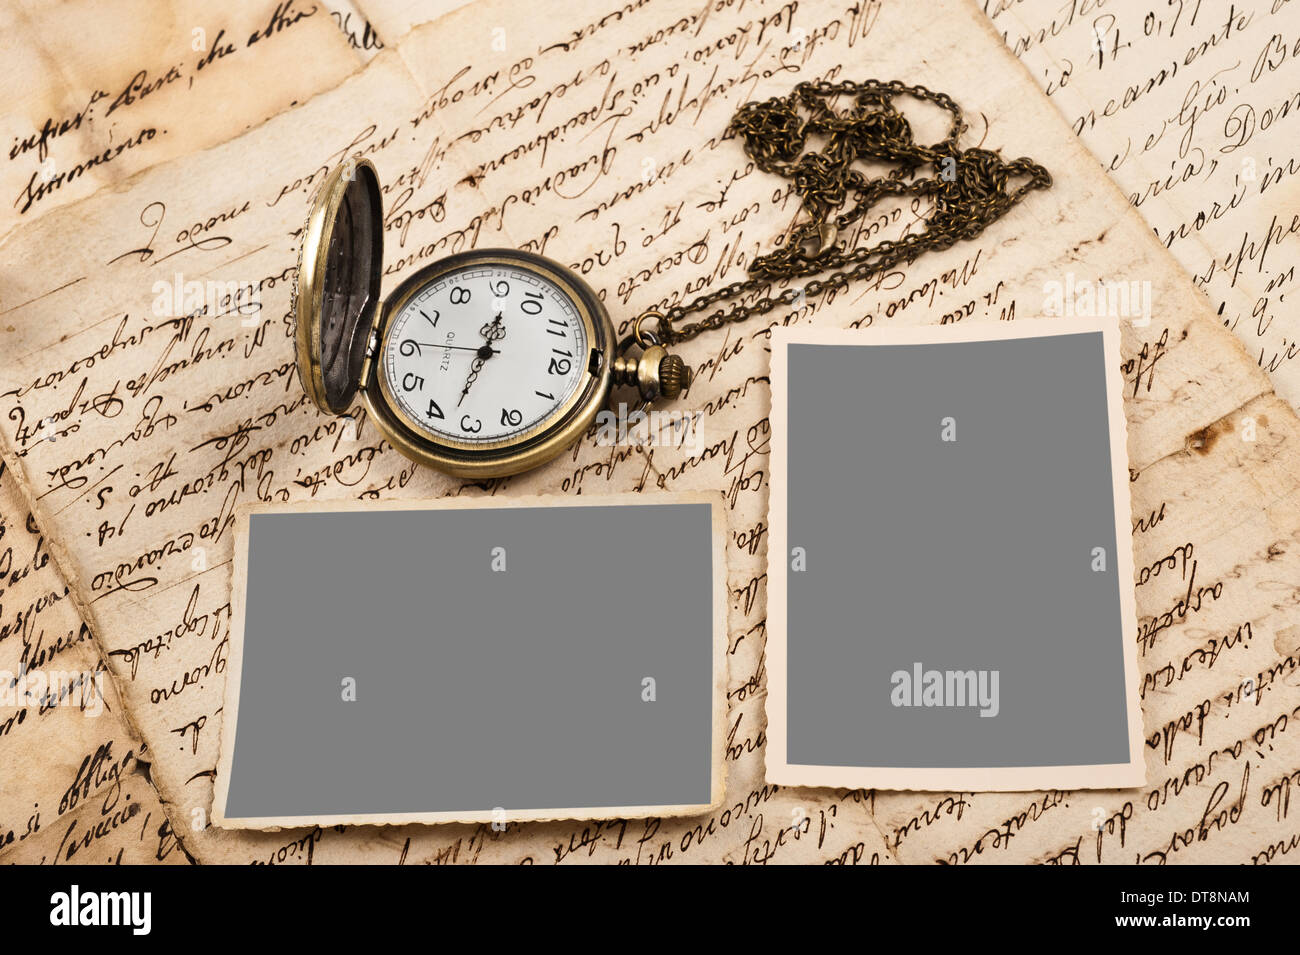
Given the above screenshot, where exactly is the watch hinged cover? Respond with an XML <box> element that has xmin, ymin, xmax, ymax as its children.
<box><xmin>294</xmin><ymin>159</ymin><xmax>384</xmax><ymax>416</ymax></box>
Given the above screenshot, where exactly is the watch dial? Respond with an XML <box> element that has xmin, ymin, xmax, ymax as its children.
<box><xmin>382</xmin><ymin>264</ymin><xmax>591</xmax><ymax>445</ymax></box>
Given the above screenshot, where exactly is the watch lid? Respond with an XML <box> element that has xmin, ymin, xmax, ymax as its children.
<box><xmin>294</xmin><ymin>158</ymin><xmax>383</xmax><ymax>416</ymax></box>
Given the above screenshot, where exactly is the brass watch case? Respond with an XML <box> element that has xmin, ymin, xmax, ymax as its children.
<box><xmin>295</xmin><ymin>160</ymin><xmax>615</xmax><ymax>478</ymax></box>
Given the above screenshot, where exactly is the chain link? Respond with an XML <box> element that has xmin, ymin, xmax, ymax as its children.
<box><xmin>652</xmin><ymin>79</ymin><xmax>1052</xmax><ymax>345</ymax></box>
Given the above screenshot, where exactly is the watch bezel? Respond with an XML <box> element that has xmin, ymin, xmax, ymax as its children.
<box><xmin>364</xmin><ymin>248</ymin><xmax>614</xmax><ymax>477</ymax></box>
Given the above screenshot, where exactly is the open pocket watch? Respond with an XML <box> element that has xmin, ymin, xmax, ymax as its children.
<box><xmin>293</xmin><ymin>159</ymin><xmax>691</xmax><ymax>478</ymax></box>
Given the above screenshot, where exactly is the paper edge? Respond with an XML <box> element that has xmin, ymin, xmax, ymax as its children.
<box><xmin>762</xmin><ymin>316</ymin><xmax>1147</xmax><ymax>793</ymax></box>
<box><xmin>211</xmin><ymin>489</ymin><xmax>730</xmax><ymax>829</ymax></box>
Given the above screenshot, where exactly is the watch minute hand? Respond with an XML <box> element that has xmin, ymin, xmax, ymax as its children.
<box><xmin>457</xmin><ymin>355</ymin><xmax>487</xmax><ymax>407</ymax></box>
<box><xmin>414</xmin><ymin>342</ymin><xmax>499</xmax><ymax>355</ymax></box>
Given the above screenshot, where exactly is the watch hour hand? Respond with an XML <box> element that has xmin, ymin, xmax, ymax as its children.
<box><xmin>480</xmin><ymin>312</ymin><xmax>506</xmax><ymax>343</ymax></box>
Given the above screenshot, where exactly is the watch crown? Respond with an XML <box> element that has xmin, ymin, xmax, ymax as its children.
<box><xmin>612</xmin><ymin>345</ymin><xmax>691</xmax><ymax>403</ymax></box>
<box><xmin>658</xmin><ymin>353</ymin><xmax>690</xmax><ymax>399</ymax></box>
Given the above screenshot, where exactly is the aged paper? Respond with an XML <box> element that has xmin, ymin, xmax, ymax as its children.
<box><xmin>352</xmin><ymin>0</ymin><xmax>469</xmax><ymax>44</ymax></box>
<box><xmin>984</xmin><ymin>0</ymin><xmax>1300</xmax><ymax>409</ymax></box>
<box><xmin>0</xmin><ymin>461</ymin><xmax>188</xmax><ymax>864</ymax></box>
<box><xmin>765</xmin><ymin>318</ymin><xmax>1146</xmax><ymax>793</ymax></box>
<box><xmin>213</xmin><ymin>493</ymin><xmax>728</xmax><ymax>829</ymax></box>
<box><xmin>0</xmin><ymin>0</ymin><xmax>1295</xmax><ymax>865</ymax></box>
<box><xmin>0</xmin><ymin>0</ymin><xmax>359</xmax><ymax>239</ymax></box>
<box><xmin>321</xmin><ymin>0</ymin><xmax>386</xmax><ymax>61</ymax></box>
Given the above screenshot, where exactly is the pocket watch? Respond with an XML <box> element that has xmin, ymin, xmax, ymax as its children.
<box><xmin>293</xmin><ymin>81</ymin><xmax>1051</xmax><ymax>478</ymax></box>
<box><xmin>293</xmin><ymin>158</ymin><xmax>691</xmax><ymax>478</ymax></box>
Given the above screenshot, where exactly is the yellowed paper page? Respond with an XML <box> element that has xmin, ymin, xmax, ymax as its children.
<box><xmin>984</xmin><ymin>0</ymin><xmax>1300</xmax><ymax>409</ymax></box>
<box><xmin>0</xmin><ymin>0</ymin><xmax>360</xmax><ymax>239</ymax></box>
<box><xmin>321</xmin><ymin>0</ymin><xmax>385</xmax><ymax>61</ymax></box>
<box><xmin>0</xmin><ymin>462</ymin><xmax>187</xmax><ymax>865</ymax></box>
<box><xmin>353</xmin><ymin>0</ymin><xmax>470</xmax><ymax>44</ymax></box>
<box><xmin>0</xmin><ymin>0</ymin><xmax>1294</xmax><ymax>865</ymax></box>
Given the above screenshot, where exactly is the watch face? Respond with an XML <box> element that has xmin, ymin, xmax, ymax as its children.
<box><xmin>381</xmin><ymin>262</ymin><xmax>592</xmax><ymax>446</ymax></box>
